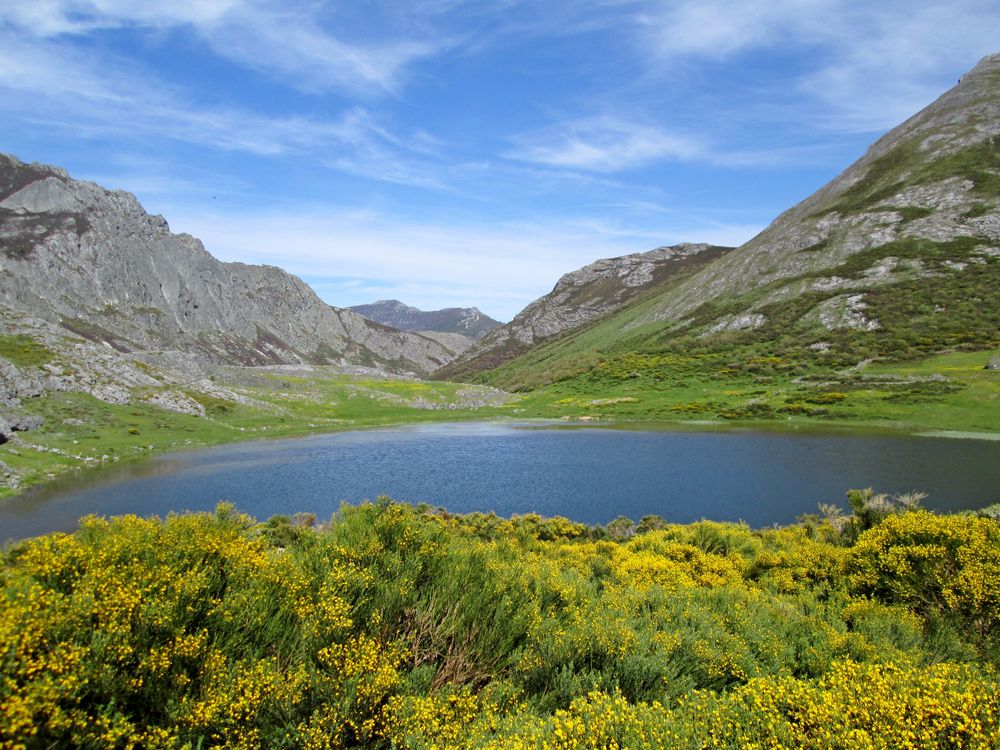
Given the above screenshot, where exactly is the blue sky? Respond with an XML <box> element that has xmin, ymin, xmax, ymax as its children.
<box><xmin>1</xmin><ymin>1</ymin><xmax>998</xmax><ymax>321</ymax></box>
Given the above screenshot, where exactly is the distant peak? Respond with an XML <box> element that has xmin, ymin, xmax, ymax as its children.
<box><xmin>348</xmin><ymin>300</ymin><xmax>500</xmax><ymax>338</ymax></box>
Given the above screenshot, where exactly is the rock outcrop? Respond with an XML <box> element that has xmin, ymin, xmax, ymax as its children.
<box><xmin>0</xmin><ymin>155</ymin><xmax>456</xmax><ymax>376</ymax></box>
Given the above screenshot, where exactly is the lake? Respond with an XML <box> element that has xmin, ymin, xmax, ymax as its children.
<box><xmin>2</xmin><ymin>420</ymin><xmax>999</xmax><ymax>541</ymax></box>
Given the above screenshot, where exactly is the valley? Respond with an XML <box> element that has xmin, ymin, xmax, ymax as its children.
<box><xmin>1</xmin><ymin>12</ymin><xmax>999</xmax><ymax>747</ymax></box>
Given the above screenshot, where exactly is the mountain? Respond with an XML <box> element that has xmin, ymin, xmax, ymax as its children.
<box><xmin>451</xmin><ymin>53</ymin><xmax>1000</xmax><ymax>390</ymax></box>
<box><xmin>349</xmin><ymin>300</ymin><xmax>501</xmax><ymax>339</ymax></box>
<box><xmin>0</xmin><ymin>154</ymin><xmax>457</xmax><ymax>376</ymax></box>
<box><xmin>628</xmin><ymin>53</ymin><xmax>1000</xmax><ymax>335</ymax></box>
<box><xmin>436</xmin><ymin>243</ymin><xmax>733</xmax><ymax>379</ymax></box>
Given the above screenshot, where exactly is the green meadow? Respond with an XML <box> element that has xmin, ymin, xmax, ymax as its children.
<box><xmin>504</xmin><ymin>347</ymin><xmax>1000</xmax><ymax>434</ymax></box>
<box><xmin>0</xmin><ymin>372</ymin><xmax>499</xmax><ymax>499</ymax></box>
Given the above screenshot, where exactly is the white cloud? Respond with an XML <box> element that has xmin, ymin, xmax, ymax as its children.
<box><xmin>507</xmin><ymin>116</ymin><xmax>703</xmax><ymax>172</ymax></box>
<box><xmin>638</xmin><ymin>0</ymin><xmax>835</xmax><ymax>60</ymax></box>
<box><xmin>0</xmin><ymin>1</ymin><xmax>238</xmax><ymax>36</ymax></box>
<box><xmin>203</xmin><ymin>6</ymin><xmax>446</xmax><ymax>95</ymax></box>
<box><xmin>797</xmin><ymin>2</ymin><xmax>1000</xmax><ymax>132</ymax></box>
<box><xmin>0</xmin><ymin>31</ymin><xmax>450</xmax><ymax>187</ymax></box>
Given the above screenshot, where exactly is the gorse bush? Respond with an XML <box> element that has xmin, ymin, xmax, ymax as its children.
<box><xmin>2</xmin><ymin>498</ymin><xmax>999</xmax><ymax>748</ymax></box>
<box><xmin>849</xmin><ymin>510</ymin><xmax>1000</xmax><ymax>643</ymax></box>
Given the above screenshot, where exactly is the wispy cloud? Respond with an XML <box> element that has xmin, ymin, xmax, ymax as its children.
<box><xmin>797</xmin><ymin>2</ymin><xmax>1000</xmax><ymax>131</ymax></box>
<box><xmin>636</xmin><ymin>0</ymin><xmax>834</xmax><ymax>60</ymax></box>
<box><xmin>0</xmin><ymin>1</ymin><xmax>448</xmax><ymax>95</ymax></box>
<box><xmin>507</xmin><ymin>116</ymin><xmax>703</xmax><ymax>172</ymax></box>
<box><xmin>203</xmin><ymin>6</ymin><xmax>447</xmax><ymax>95</ymax></box>
<box><xmin>0</xmin><ymin>30</ymin><xmax>451</xmax><ymax>188</ymax></box>
<box><xmin>633</xmin><ymin>0</ymin><xmax>1000</xmax><ymax>132</ymax></box>
<box><xmin>0</xmin><ymin>1</ymin><xmax>238</xmax><ymax>36</ymax></box>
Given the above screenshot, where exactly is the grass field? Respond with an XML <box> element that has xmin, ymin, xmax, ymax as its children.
<box><xmin>497</xmin><ymin>347</ymin><xmax>1000</xmax><ymax>434</ymax></box>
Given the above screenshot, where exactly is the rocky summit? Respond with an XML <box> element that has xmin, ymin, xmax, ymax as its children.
<box><xmin>0</xmin><ymin>154</ymin><xmax>458</xmax><ymax>376</ymax></box>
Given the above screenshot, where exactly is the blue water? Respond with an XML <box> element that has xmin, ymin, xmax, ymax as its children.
<box><xmin>2</xmin><ymin>421</ymin><xmax>999</xmax><ymax>541</ymax></box>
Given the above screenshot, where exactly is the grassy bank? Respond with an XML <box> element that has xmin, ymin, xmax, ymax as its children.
<box><xmin>0</xmin><ymin>372</ymin><xmax>511</xmax><ymax>499</ymax></box>
<box><xmin>2</xmin><ymin>497</ymin><xmax>998</xmax><ymax>748</ymax></box>
<box><xmin>496</xmin><ymin>347</ymin><xmax>1000</xmax><ymax>435</ymax></box>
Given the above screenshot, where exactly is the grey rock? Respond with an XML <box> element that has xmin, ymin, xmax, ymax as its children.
<box><xmin>412</xmin><ymin>330</ymin><xmax>478</xmax><ymax>355</ymax></box>
<box><xmin>0</xmin><ymin>458</ymin><xmax>18</xmax><ymax>488</ymax></box>
<box><xmin>704</xmin><ymin>313</ymin><xmax>766</xmax><ymax>335</ymax></box>
<box><xmin>10</xmin><ymin>414</ymin><xmax>43</xmax><ymax>431</ymax></box>
<box><xmin>0</xmin><ymin>154</ymin><xmax>456</xmax><ymax>376</ymax></box>
<box><xmin>0</xmin><ymin>411</ymin><xmax>42</xmax><ymax>443</ymax></box>
<box><xmin>0</xmin><ymin>306</ymin><xmax>266</xmax><ymax>422</ymax></box>
<box><xmin>809</xmin><ymin>294</ymin><xmax>881</xmax><ymax>331</ymax></box>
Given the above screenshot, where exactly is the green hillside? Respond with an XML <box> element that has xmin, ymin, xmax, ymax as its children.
<box><xmin>461</xmin><ymin>60</ymin><xmax>1000</xmax><ymax>434</ymax></box>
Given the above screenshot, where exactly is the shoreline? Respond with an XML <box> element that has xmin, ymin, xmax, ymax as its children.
<box><xmin>7</xmin><ymin>409</ymin><xmax>1000</xmax><ymax>504</ymax></box>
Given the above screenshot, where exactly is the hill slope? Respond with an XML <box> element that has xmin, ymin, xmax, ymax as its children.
<box><xmin>630</xmin><ymin>53</ymin><xmax>1000</xmax><ymax>340</ymax></box>
<box><xmin>437</xmin><ymin>243</ymin><xmax>733</xmax><ymax>379</ymax></box>
<box><xmin>0</xmin><ymin>154</ymin><xmax>455</xmax><ymax>376</ymax></box>
<box><xmin>469</xmin><ymin>53</ymin><xmax>1000</xmax><ymax>403</ymax></box>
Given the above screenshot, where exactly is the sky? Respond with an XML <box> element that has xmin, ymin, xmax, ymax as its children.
<box><xmin>1</xmin><ymin>2</ymin><xmax>999</xmax><ymax>321</ymax></box>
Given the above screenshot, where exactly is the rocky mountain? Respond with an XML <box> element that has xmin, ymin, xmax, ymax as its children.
<box><xmin>625</xmin><ymin>53</ymin><xmax>1000</xmax><ymax>336</ymax></box>
<box><xmin>436</xmin><ymin>243</ymin><xmax>733</xmax><ymax>378</ymax></box>
<box><xmin>450</xmin><ymin>53</ymin><xmax>1000</xmax><ymax>387</ymax></box>
<box><xmin>0</xmin><ymin>154</ymin><xmax>458</xmax><ymax>376</ymax></box>
<box><xmin>349</xmin><ymin>300</ymin><xmax>501</xmax><ymax>340</ymax></box>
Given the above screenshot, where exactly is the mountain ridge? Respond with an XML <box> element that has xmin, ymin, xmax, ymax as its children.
<box><xmin>0</xmin><ymin>154</ymin><xmax>459</xmax><ymax>376</ymax></box>
<box><xmin>452</xmin><ymin>53</ymin><xmax>1000</xmax><ymax>390</ymax></box>
<box><xmin>436</xmin><ymin>242</ymin><xmax>734</xmax><ymax>379</ymax></box>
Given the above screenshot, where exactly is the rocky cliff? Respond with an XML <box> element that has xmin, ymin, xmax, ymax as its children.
<box><xmin>0</xmin><ymin>155</ymin><xmax>456</xmax><ymax>375</ymax></box>
<box><xmin>437</xmin><ymin>243</ymin><xmax>732</xmax><ymax>377</ymax></box>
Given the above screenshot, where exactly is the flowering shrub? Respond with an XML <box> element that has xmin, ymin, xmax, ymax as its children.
<box><xmin>2</xmin><ymin>500</ymin><xmax>997</xmax><ymax>748</ymax></box>
<box><xmin>850</xmin><ymin>511</ymin><xmax>1000</xmax><ymax>636</ymax></box>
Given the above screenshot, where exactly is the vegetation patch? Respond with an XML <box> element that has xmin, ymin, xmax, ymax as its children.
<box><xmin>59</xmin><ymin>316</ymin><xmax>133</xmax><ymax>353</ymax></box>
<box><xmin>817</xmin><ymin>135</ymin><xmax>1000</xmax><ymax>218</ymax></box>
<box><xmin>0</xmin><ymin>334</ymin><xmax>55</xmax><ymax>367</ymax></box>
<box><xmin>0</xmin><ymin>209</ymin><xmax>90</xmax><ymax>260</ymax></box>
<box><xmin>1</xmin><ymin>498</ymin><xmax>998</xmax><ymax>747</ymax></box>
